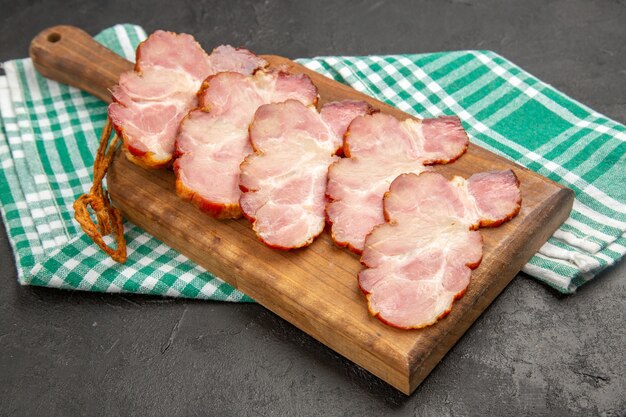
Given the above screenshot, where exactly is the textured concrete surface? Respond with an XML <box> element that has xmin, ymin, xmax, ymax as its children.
<box><xmin>1</xmin><ymin>0</ymin><xmax>625</xmax><ymax>415</ymax></box>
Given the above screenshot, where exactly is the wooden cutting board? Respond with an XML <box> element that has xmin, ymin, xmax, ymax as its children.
<box><xmin>30</xmin><ymin>25</ymin><xmax>574</xmax><ymax>394</ymax></box>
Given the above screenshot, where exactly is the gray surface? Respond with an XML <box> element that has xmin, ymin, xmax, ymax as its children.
<box><xmin>0</xmin><ymin>0</ymin><xmax>625</xmax><ymax>415</ymax></box>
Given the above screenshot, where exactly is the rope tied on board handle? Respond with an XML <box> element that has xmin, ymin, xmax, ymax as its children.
<box><xmin>73</xmin><ymin>117</ymin><xmax>127</xmax><ymax>263</ymax></box>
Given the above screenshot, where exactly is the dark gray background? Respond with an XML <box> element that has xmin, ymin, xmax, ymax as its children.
<box><xmin>1</xmin><ymin>0</ymin><xmax>625</xmax><ymax>415</ymax></box>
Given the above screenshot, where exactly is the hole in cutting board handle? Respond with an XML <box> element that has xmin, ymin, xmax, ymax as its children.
<box><xmin>47</xmin><ymin>32</ymin><xmax>61</xmax><ymax>43</ymax></box>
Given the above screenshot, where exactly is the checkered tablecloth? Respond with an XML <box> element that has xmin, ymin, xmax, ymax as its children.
<box><xmin>1</xmin><ymin>24</ymin><xmax>625</xmax><ymax>297</ymax></box>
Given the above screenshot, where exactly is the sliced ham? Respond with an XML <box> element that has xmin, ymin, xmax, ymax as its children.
<box><xmin>240</xmin><ymin>99</ymin><xmax>374</xmax><ymax>249</ymax></box>
<box><xmin>109</xmin><ymin>30</ymin><xmax>267</xmax><ymax>168</ymax></box>
<box><xmin>326</xmin><ymin>113</ymin><xmax>469</xmax><ymax>253</ymax></box>
<box><xmin>175</xmin><ymin>70</ymin><xmax>318</xmax><ymax>218</ymax></box>
<box><xmin>359</xmin><ymin>170</ymin><xmax>522</xmax><ymax>329</ymax></box>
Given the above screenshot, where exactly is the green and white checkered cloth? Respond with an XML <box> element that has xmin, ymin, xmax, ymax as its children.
<box><xmin>1</xmin><ymin>25</ymin><xmax>625</xmax><ymax>296</ymax></box>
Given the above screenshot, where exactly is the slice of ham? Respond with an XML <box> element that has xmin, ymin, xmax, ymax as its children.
<box><xmin>108</xmin><ymin>30</ymin><xmax>267</xmax><ymax>168</ymax></box>
<box><xmin>175</xmin><ymin>70</ymin><xmax>319</xmax><ymax>218</ymax></box>
<box><xmin>240</xmin><ymin>99</ymin><xmax>374</xmax><ymax>249</ymax></box>
<box><xmin>326</xmin><ymin>113</ymin><xmax>469</xmax><ymax>253</ymax></box>
<box><xmin>359</xmin><ymin>170</ymin><xmax>522</xmax><ymax>329</ymax></box>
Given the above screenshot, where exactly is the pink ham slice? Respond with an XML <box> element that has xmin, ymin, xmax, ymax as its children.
<box><xmin>239</xmin><ymin>99</ymin><xmax>374</xmax><ymax>249</ymax></box>
<box><xmin>175</xmin><ymin>70</ymin><xmax>318</xmax><ymax>218</ymax></box>
<box><xmin>108</xmin><ymin>30</ymin><xmax>267</xmax><ymax>168</ymax></box>
<box><xmin>326</xmin><ymin>113</ymin><xmax>469</xmax><ymax>253</ymax></box>
<box><xmin>359</xmin><ymin>170</ymin><xmax>522</xmax><ymax>329</ymax></box>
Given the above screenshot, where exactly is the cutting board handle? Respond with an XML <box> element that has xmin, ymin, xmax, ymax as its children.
<box><xmin>29</xmin><ymin>25</ymin><xmax>134</xmax><ymax>103</ymax></box>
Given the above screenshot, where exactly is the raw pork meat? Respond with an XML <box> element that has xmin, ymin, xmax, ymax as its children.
<box><xmin>175</xmin><ymin>70</ymin><xmax>318</xmax><ymax>218</ymax></box>
<box><xmin>327</xmin><ymin>113</ymin><xmax>469</xmax><ymax>253</ymax></box>
<box><xmin>109</xmin><ymin>31</ymin><xmax>267</xmax><ymax>168</ymax></box>
<box><xmin>240</xmin><ymin>99</ymin><xmax>374</xmax><ymax>248</ymax></box>
<box><xmin>359</xmin><ymin>170</ymin><xmax>522</xmax><ymax>329</ymax></box>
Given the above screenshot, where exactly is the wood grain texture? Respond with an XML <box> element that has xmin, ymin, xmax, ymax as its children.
<box><xmin>30</xmin><ymin>26</ymin><xmax>574</xmax><ymax>394</ymax></box>
<box><xmin>30</xmin><ymin>25</ymin><xmax>133</xmax><ymax>102</ymax></box>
